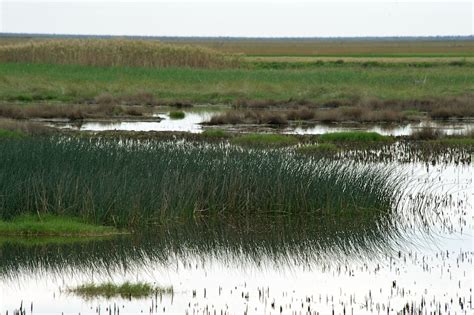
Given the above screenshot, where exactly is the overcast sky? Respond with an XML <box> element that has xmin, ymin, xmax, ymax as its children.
<box><xmin>1</xmin><ymin>1</ymin><xmax>472</xmax><ymax>37</ymax></box>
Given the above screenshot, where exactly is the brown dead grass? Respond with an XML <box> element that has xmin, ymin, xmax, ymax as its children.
<box><xmin>230</xmin><ymin>94</ymin><xmax>474</xmax><ymax>122</ymax></box>
<box><xmin>207</xmin><ymin>110</ymin><xmax>288</xmax><ymax>125</ymax></box>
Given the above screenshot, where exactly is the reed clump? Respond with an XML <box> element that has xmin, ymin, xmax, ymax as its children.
<box><xmin>169</xmin><ymin>111</ymin><xmax>185</xmax><ymax>119</ymax></box>
<box><xmin>207</xmin><ymin>110</ymin><xmax>288</xmax><ymax>125</ymax></box>
<box><xmin>69</xmin><ymin>282</ymin><xmax>172</xmax><ymax>299</ymax></box>
<box><xmin>0</xmin><ymin>137</ymin><xmax>402</xmax><ymax>228</ymax></box>
<box><xmin>0</xmin><ymin>39</ymin><xmax>241</xmax><ymax>69</ymax></box>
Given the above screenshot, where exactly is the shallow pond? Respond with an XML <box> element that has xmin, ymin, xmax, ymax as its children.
<box><xmin>47</xmin><ymin>110</ymin><xmax>473</xmax><ymax>136</ymax></box>
<box><xmin>1</xmin><ymin>160</ymin><xmax>472</xmax><ymax>314</ymax></box>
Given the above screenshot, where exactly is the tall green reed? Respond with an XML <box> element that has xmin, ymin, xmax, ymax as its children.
<box><xmin>0</xmin><ymin>137</ymin><xmax>402</xmax><ymax>227</ymax></box>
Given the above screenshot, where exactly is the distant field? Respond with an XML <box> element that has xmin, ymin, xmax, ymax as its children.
<box><xmin>162</xmin><ymin>39</ymin><xmax>474</xmax><ymax>57</ymax></box>
<box><xmin>1</xmin><ymin>36</ymin><xmax>473</xmax><ymax>58</ymax></box>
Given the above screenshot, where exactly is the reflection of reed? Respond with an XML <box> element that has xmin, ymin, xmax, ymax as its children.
<box><xmin>0</xmin><ymin>211</ymin><xmax>403</xmax><ymax>279</ymax></box>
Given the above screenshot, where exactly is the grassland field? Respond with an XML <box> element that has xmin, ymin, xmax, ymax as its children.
<box><xmin>0</xmin><ymin>37</ymin><xmax>472</xmax><ymax>119</ymax></box>
<box><xmin>0</xmin><ymin>62</ymin><xmax>472</xmax><ymax>105</ymax></box>
<box><xmin>0</xmin><ymin>38</ymin><xmax>472</xmax><ymax>132</ymax></box>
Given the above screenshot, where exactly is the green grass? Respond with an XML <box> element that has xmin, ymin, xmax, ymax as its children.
<box><xmin>296</xmin><ymin>143</ymin><xmax>339</xmax><ymax>154</ymax></box>
<box><xmin>319</xmin><ymin>132</ymin><xmax>393</xmax><ymax>142</ymax></box>
<box><xmin>0</xmin><ymin>128</ymin><xmax>26</xmax><ymax>138</ymax></box>
<box><xmin>0</xmin><ymin>137</ymin><xmax>402</xmax><ymax>227</ymax></box>
<box><xmin>0</xmin><ymin>214</ymin><xmax>121</xmax><ymax>236</ymax></box>
<box><xmin>231</xmin><ymin>133</ymin><xmax>298</xmax><ymax>146</ymax></box>
<box><xmin>169</xmin><ymin>111</ymin><xmax>185</xmax><ymax>119</ymax></box>
<box><xmin>202</xmin><ymin>128</ymin><xmax>229</xmax><ymax>137</ymax></box>
<box><xmin>68</xmin><ymin>282</ymin><xmax>172</xmax><ymax>299</ymax></box>
<box><xmin>0</xmin><ymin>62</ymin><xmax>472</xmax><ymax>105</ymax></box>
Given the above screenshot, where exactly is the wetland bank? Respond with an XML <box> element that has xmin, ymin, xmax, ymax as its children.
<box><xmin>0</xmin><ymin>36</ymin><xmax>473</xmax><ymax>314</ymax></box>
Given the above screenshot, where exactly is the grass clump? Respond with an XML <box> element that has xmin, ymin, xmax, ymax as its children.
<box><xmin>202</xmin><ymin>128</ymin><xmax>229</xmax><ymax>137</ymax></box>
<box><xmin>319</xmin><ymin>131</ymin><xmax>393</xmax><ymax>142</ymax></box>
<box><xmin>0</xmin><ymin>214</ymin><xmax>120</xmax><ymax>236</ymax></box>
<box><xmin>231</xmin><ymin>133</ymin><xmax>298</xmax><ymax>146</ymax></box>
<box><xmin>0</xmin><ymin>128</ymin><xmax>26</xmax><ymax>138</ymax></box>
<box><xmin>169</xmin><ymin>111</ymin><xmax>185</xmax><ymax>119</ymax></box>
<box><xmin>69</xmin><ymin>282</ymin><xmax>172</xmax><ymax>299</ymax></box>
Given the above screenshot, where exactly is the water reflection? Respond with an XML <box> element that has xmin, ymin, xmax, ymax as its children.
<box><xmin>0</xmin><ymin>162</ymin><xmax>472</xmax><ymax>314</ymax></box>
<box><xmin>286</xmin><ymin>121</ymin><xmax>474</xmax><ymax>136</ymax></box>
<box><xmin>54</xmin><ymin>111</ymin><xmax>215</xmax><ymax>133</ymax></box>
<box><xmin>0</xmin><ymin>210</ymin><xmax>403</xmax><ymax>280</ymax></box>
<box><xmin>45</xmin><ymin>110</ymin><xmax>474</xmax><ymax>136</ymax></box>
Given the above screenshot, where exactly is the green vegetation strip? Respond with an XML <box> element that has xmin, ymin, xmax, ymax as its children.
<box><xmin>201</xmin><ymin>128</ymin><xmax>229</xmax><ymax>137</ymax></box>
<box><xmin>69</xmin><ymin>282</ymin><xmax>173</xmax><ymax>299</ymax></box>
<box><xmin>319</xmin><ymin>132</ymin><xmax>393</xmax><ymax>142</ymax></box>
<box><xmin>0</xmin><ymin>62</ymin><xmax>472</xmax><ymax>105</ymax></box>
<box><xmin>296</xmin><ymin>143</ymin><xmax>339</xmax><ymax>154</ymax></box>
<box><xmin>0</xmin><ymin>215</ymin><xmax>122</xmax><ymax>236</ymax></box>
<box><xmin>0</xmin><ymin>128</ymin><xmax>26</xmax><ymax>138</ymax></box>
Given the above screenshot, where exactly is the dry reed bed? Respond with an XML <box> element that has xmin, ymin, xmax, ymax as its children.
<box><xmin>209</xmin><ymin>95</ymin><xmax>474</xmax><ymax>124</ymax></box>
<box><xmin>0</xmin><ymin>39</ymin><xmax>241</xmax><ymax>68</ymax></box>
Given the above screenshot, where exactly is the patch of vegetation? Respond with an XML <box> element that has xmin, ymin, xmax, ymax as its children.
<box><xmin>201</xmin><ymin>128</ymin><xmax>229</xmax><ymax>137</ymax></box>
<box><xmin>208</xmin><ymin>110</ymin><xmax>288</xmax><ymax>125</ymax></box>
<box><xmin>296</xmin><ymin>143</ymin><xmax>339</xmax><ymax>154</ymax></box>
<box><xmin>169</xmin><ymin>111</ymin><xmax>185</xmax><ymax>119</ymax></box>
<box><xmin>68</xmin><ymin>282</ymin><xmax>172</xmax><ymax>299</ymax></box>
<box><xmin>0</xmin><ymin>215</ymin><xmax>121</xmax><ymax>236</ymax></box>
<box><xmin>319</xmin><ymin>132</ymin><xmax>393</xmax><ymax>142</ymax></box>
<box><xmin>0</xmin><ymin>128</ymin><xmax>26</xmax><ymax>138</ymax></box>
<box><xmin>231</xmin><ymin>133</ymin><xmax>298</xmax><ymax>146</ymax></box>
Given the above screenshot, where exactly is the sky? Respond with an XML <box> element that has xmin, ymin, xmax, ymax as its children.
<box><xmin>0</xmin><ymin>1</ymin><xmax>472</xmax><ymax>37</ymax></box>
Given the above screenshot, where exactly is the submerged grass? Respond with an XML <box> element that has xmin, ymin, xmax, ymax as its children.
<box><xmin>0</xmin><ymin>137</ymin><xmax>402</xmax><ymax>227</ymax></box>
<box><xmin>69</xmin><ymin>282</ymin><xmax>172</xmax><ymax>299</ymax></box>
<box><xmin>0</xmin><ymin>214</ymin><xmax>120</xmax><ymax>236</ymax></box>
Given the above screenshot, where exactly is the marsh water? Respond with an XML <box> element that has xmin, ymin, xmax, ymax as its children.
<box><xmin>46</xmin><ymin>110</ymin><xmax>474</xmax><ymax>136</ymax></box>
<box><xmin>1</xmin><ymin>156</ymin><xmax>472</xmax><ymax>314</ymax></box>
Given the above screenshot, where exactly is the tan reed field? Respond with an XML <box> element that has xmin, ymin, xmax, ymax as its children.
<box><xmin>0</xmin><ymin>39</ymin><xmax>241</xmax><ymax>68</ymax></box>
